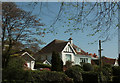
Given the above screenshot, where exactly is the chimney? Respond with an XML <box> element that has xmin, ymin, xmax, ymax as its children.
<box><xmin>68</xmin><ymin>37</ymin><xmax>73</xmax><ymax>45</ymax></box>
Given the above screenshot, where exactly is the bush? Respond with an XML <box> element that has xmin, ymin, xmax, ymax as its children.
<box><xmin>2</xmin><ymin>57</ymin><xmax>25</xmax><ymax>81</ymax></box>
<box><xmin>112</xmin><ymin>66</ymin><xmax>120</xmax><ymax>76</ymax></box>
<box><xmin>65</xmin><ymin>61</ymin><xmax>73</xmax><ymax>68</ymax></box>
<box><xmin>35</xmin><ymin>62</ymin><xmax>51</xmax><ymax>69</ymax></box>
<box><xmin>65</xmin><ymin>66</ymin><xmax>83</xmax><ymax>83</ymax></box>
<box><xmin>102</xmin><ymin>66</ymin><xmax>112</xmax><ymax>81</ymax></box>
<box><xmin>83</xmin><ymin>63</ymin><xmax>94</xmax><ymax>71</ymax></box>
<box><xmin>31</xmin><ymin>70</ymin><xmax>73</xmax><ymax>83</ymax></box>
<box><xmin>82</xmin><ymin>72</ymin><xmax>99</xmax><ymax>83</ymax></box>
<box><xmin>112</xmin><ymin>76</ymin><xmax>120</xmax><ymax>83</ymax></box>
<box><xmin>93</xmin><ymin>65</ymin><xmax>100</xmax><ymax>72</ymax></box>
<box><xmin>3</xmin><ymin>70</ymin><xmax>74</xmax><ymax>83</ymax></box>
<box><xmin>3</xmin><ymin>68</ymin><xmax>26</xmax><ymax>81</ymax></box>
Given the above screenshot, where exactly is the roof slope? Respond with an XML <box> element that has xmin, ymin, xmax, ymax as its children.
<box><xmin>91</xmin><ymin>57</ymin><xmax>117</xmax><ymax>65</ymax></box>
<box><xmin>102</xmin><ymin>57</ymin><xmax>116</xmax><ymax>65</ymax></box>
<box><xmin>34</xmin><ymin>39</ymin><xmax>97</xmax><ymax>59</ymax></box>
<box><xmin>38</xmin><ymin>39</ymin><xmax>68</xmax><ymax>54</ymax></box>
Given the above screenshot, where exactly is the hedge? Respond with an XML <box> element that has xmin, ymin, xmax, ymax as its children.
<box><xmin>112</xmin><ymin>76</ymin><xmax>120</xmax><ymax>83</ymax></box>
<box><xmin>82</xmin><ymin>72</ymin><xmax>99</xmax><ymax>83</ymax></box>
<box><xmin>35</xmin><ymin>62</ymin><xmax>51</xmax><ymax>69</ymax></box>
<box><xmin>82</xmin><ymin>63</ymin><xmax>94</xmax><ymax>71</ymax></box>
<box><xmin>31</xmin><ymin>70</ymin><xmax>73</xmax><ymax>83</ymax></box>
<box><xmin>65</xmin><ymin>66</ymin><xmax>83</xmax><ymax>83</ymax></box>
<box><xmin>3</xmin><ymin>70</ymin><xmax>73</xmax><ymax>83</ymax></box>
<box><xmin>112</xmin><ymin>66</ymin><xmax>120</xmax><ymax>76</ymax></box>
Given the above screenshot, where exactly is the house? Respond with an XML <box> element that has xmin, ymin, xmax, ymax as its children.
<box><xmin>35</xmin><ymin>38</ymin><xmax>98</xmax><ymax>65</ymax></box>
<box><xmin>91</xmin><ymin>56</ymin><xmax>119</xmax><ymax>66</ymax></box>
<box><xmin>21</xmin><ymin>52</ymin><xmax>35</xmax><ymax>70</ymax></box>
<box><xmin>102</xmin><ymin>57</ymin><xmax>119</xmax><ymax>66</ymax></box>
<box><xmin>39</xmin><ymin>60</ymin><xmax>51</xmax><ymax>65</ymax></box>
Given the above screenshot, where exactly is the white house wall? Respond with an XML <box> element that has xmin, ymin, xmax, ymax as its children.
<box><xmin>61</xmin><ymin>52</ymin><xmax>75</xmax><ymax>65</ymax></box>
<box><xmin>61</xmin><ymin>42</ymin><xmax>76</xmax><ymax>65</ymax></box>
<box><xmin>75</xmin><ymin>55</ymin><xmax>91</xmax><ymax>65</ymax></box>
<box><xmin>31</xmin><ymin>61</ymin><xmax>35</xmax><ymax>70</ymax></box>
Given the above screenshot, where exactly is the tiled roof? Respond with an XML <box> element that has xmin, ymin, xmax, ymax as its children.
<box><xmin>38</xmin><ymin>39</ymin><xmax>68</xmax><ymax>54</ymax></box>
<box><xmin>102</xmin><ymin>57</ymin><xmax>116</xmax><ymax>65</ymax></box>
<box><xmin>91</xmin><ymin>56</ymin><xmax>117</xmax><ymax>65</ymax></box>
<box><xmin>35</xmin><ymin>39</ymin><xmax>98</xmax><ymax>58</ymax></box>
<box><xmin>73</xmin><ymin>44</ymin><xmax>97</xmax><ymax>58</ymax></box>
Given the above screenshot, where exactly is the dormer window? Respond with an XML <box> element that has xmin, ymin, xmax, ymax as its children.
<box><xmin>76</xmin><ymin>48</ymin><xmax>81</xmax><ymax>52</ymax></box>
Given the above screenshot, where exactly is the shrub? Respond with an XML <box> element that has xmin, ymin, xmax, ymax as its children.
<box><xmin>31</xmin><ymin>70</ymin><xmax>73</xmax><ymax>83</ymax></box>
<box><xmin>65</xmin><ymin>60</ymin><xmax>73</xmax><ymax>68</ymax></box>
<box><xmin>65</xmin><ymin>66</ymin><xmax>83</xmax><ymax>83</ymax></box>
<box><xmin>3</xmin><ymin>70</ymin><xmax>74</xmax><ymax>83</ymax></box>
<box><xmin>112</xmin><ymin>66</ymin><xmax>120</xmax><ymax>76</ymax></box>
<box><xmin>2</xmin><ymin>57</ymin><xmax>25</xmax><ymax>81</ymax></box>
<box><xmin>83</xmin><ymin>63</ymin><xmax>94</xmax><ymax>71</ymax></box>
<box><xmin>35</xmin><ymin>62</ymin><xmax>51</xmax><ymax>69</ymax></box>
<box><xmin>112</xmin><ymin>76</ymin><xmax>120</xmax><ymax>83</ymax></box>
<box><xmin>93</xmin><ymin>65</ymin><xmax>100</xmax><ymax>72</ymax></box>
<box><xmin>102</xmin><ymin>65</ymin><xmax>112</xmax><ymax>82</ymax></box>
<box><xmin>2</xmin><ymin>68</ymin><xmax>25</xmax><ymax>82</ymax></box>
<box><xmin>82</xmin><ymin>72</ymin><xmax>99</xmax><ymax>83</ymax></box>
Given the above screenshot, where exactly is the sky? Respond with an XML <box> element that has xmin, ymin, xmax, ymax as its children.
<box><xmin>16</xmin><ymin>2</ymin><xmax>118</xmax><ymax>59</ymax></box>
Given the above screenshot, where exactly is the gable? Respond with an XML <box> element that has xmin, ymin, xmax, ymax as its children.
<box><xmin>21</xmin><ymin>52</ymin><xmax>35</xmax><ymax>61</ymax></box>
<box><xmin>62</xmin><ymin>42</ymin><xmax>76</xmax><ymax>54</ymax></box>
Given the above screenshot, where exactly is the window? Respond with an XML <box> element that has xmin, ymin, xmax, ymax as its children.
<box><xmin>66</xmin><ymin>54</ymin><xmax>71</xmax><ymax>61</ymax></box>
<box><xmin>76</xmin><ymin>48</ymin><xmax>81</xmax><ymax>52</ymax></box>
<box><xmin>80</xmin><ymin>58</ymin><xmax>88</xmax><ymax>63</ymax></box>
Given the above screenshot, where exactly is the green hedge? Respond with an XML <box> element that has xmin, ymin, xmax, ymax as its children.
<box><xmin>2</xmin><ymin>80</ymin><xmax>25</xmax><ymax>83</ymax></box>
<box><xmin>35</xmin><ymin>62</ymin><xmax>51</xmax><ymax>69</ymax></box>
<box><xmin>112</xmin><ymin>76</ymin><xmax>120</xmax><ymax>83</ymax></box>
<box><xmin>65</xmin><ymin>66</ymin><xmax>83</xmax><ymax>83</ymax></box>
<box><xmin>82</xmin><ymin>72</ymin><xmax>99</xmax><ymax>83</ymax></box>
<box><xmin>3</xmin><ymin>70</ymin><xmax>73</xmax><ymax>83</ymax></box>
<box><xmin>83</xmin><ymin>63</ymin><xmax>94</xmax><ymax>71</ymax></box>
<box><xmin>31</xmin><ymin>70</ymin><xmax>73</xmax><ymax>83</ymax></box>
<box><xmin>112</xmin><ymin>66</ymin><xmax>120</xmax><ymax>76</ymax></box>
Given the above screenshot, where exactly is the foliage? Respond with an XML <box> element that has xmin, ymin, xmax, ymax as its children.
<box><xmin>2</xmin><ymin>57</ymin><xmax>25</xmax><ymax>81</ymax></box>
<box><xmin>65</xmin><ymin>66</ymin><xmax>83</xmax><ymax>83</ymax></box>
<box><xmin>93</xmin><ymin>65</ymin><xmax>100</xmax><ymax>72</ymax></box>
<box><xmin>51</xmin><ymin>51</ymin><xmax>63</xmax><ymax>71</ymax></box>
<box><xmin>35</xmin><ymin>62</ymin><xmax>51</xmax><ymax>69</ymax></box>
<box><xmin>112</xmin><ymin>66</ymin><xmax>120</xmax><ymax>76</ymax></box>
<box><xmin>7</xmin><ymin>57</ymin><xmax>25</xmax><ymax>69</ymax></box>
<box><xmin>82</xmin><ymin>72</ymin><xmax>99</xmax><ymax>83</ymax></box>
<box><xmin>102</xmin><ymin>64</ymin><xmax>112</xmax><ymax>82</ymax></box>
<box><xmin>82</xmin><ymin>63</ymin><xmax>94</xmax><ymax>71</ymax></box>
<box><xmin>2</xmin><ymin>2</ymin><xmax>45</xmax><ymax>68</ymax></box>
<box><xmin>65</xmin><ymin>60</ymin><xmax>73</xmax><ymax>68</ymax></box>
<box><xmin>27</xmin><ymin>2</ymin><xmax>118</xmax><ymax>43</ymax></box>
<box><xmin>30</xmin><ymin>70</ymin><xmax>73</xmax><ymax>83</ymax></box>
<box><xmin>112</xmin><ymin>76</ymin><xmax>120</xmax><ymax>83</ymax></box>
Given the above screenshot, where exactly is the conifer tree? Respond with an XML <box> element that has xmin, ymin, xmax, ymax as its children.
<box><xmin>51</xmin><ymin>51</ymin><xmax>63</xmax><ymax>71</ymax></box>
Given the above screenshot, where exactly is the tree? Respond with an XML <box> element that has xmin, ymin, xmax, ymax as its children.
<box><xmin>51</xmin><ymin>51</ymin><xmax>63</xmax><ymax>71</ymax></box>
<box><xmin>2</xmin><ymin>2</ymin><xmax>45</xmax><ymax>68</ymax></box>
<box><xmin>24</xmin><ymin>2</ymin><xmax>119</xmax><ymax>42</ymax></box>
